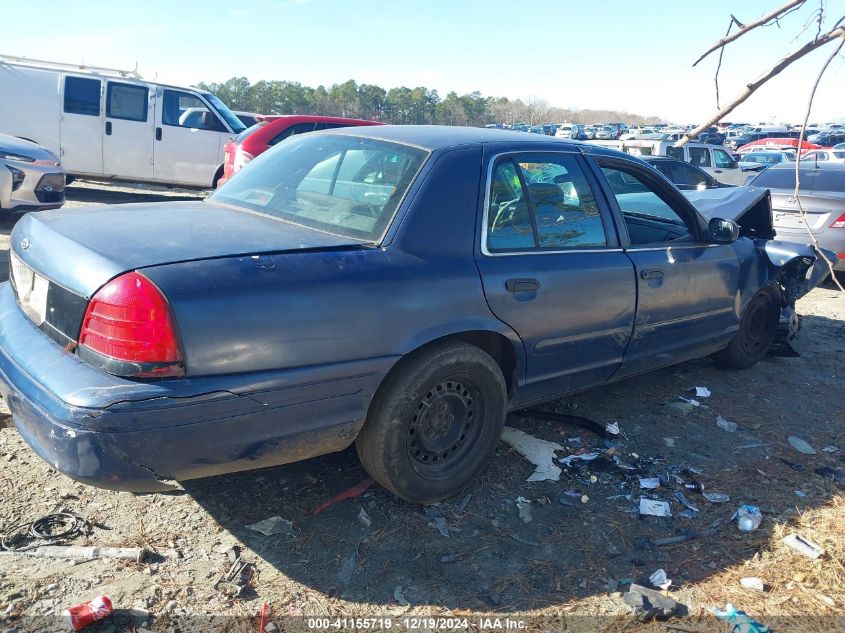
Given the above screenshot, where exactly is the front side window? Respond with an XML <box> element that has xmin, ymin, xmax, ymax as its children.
<box><xmin>107</xmin><ymin>82</ymin><xmax>148</xmax><ymax>122</ymax></box>
<box><xmin>64</xmin><ymin>76</ymin><xmax>101</xmax><ymax>116</ymax></box>
<box><xmin>162</xmin><ymin>90</ymin><xmax>221</xmax><ymax>131</ymax></box>
<box><xmin>601</xmin><ymin>164</ymin><xmax>693</xmax><ymax>246</ymax></box>
<box><xmin>689</xmin><ymin>147</ymin><xmax>712</xmax><ymax>167</ymax></box>
<box><xmin>713</xmin><ymin>149</ymin><xmax>735</xmax><ymax>168</ymax></box>
<box><xmin>211</xmin><ymin>134</ymin><xmax>428</xmax><ymax>241</ymax></box>
<box><xmin>486</xmin><ymin>154</ymin><xmax>607</xmax><ymax>252</ymax></box>
<box><xmin>665</xmin><ymin>146</ymin><xmax>684</xmax><ymax>161</ymax></box>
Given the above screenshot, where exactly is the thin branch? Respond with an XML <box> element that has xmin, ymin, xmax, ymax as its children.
<box><xmin>714</xmin><ymin>17</ymin><xmax>743</xmax><ymax>109</ymax></box>
<box><xmin>793</xmin><ymin>34</ymin><xmax>845</xmax><ymax>291</ymax></box>
<box><xmin>693</xmin><ymin>0</ymin><xmax>808</xmax><ymax>67</ymax></box>
<box><xmin>676</xmin><ymin>25</ymin><xmax>845</xmax><ymax>147</ymax></box>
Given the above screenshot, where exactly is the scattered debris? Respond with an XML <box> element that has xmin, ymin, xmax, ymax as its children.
<box><xmin>440</xmin><ymin>554</ymin><xmax>463</xmax><ymax>563</ymax></box>
<box><xmin>703</xmin><ymin>492</ymin><xmax>730</xmax><ymax>504</ymax></box>
<box><xmin>1</xmin><ymin>512</ymin><xmax>93</xmax><ymax>551</ymax></box>
<box><xmin>456</xmin><ymin>494</ymin><xmax>472</xmax><ymax>514</ymax></box>
<box><xmin>716</xmin><ymin>415</ymin><xmax>737</xmax><ymax>433</ymax></box>
<box><xmin>822</xmin><ymin>445</ymin><xmax>839</xmax><ymax>453</ymax></box>
<box><xmin>515</xmin><ymin>497</ymin><xmax>533</xmax><ymax>524</ymax></box>
<box><xmin>259</xmin><ymin>603</ymin><xmax>269</xmax><ymax>633</ymax></box>
<box><xmin>311</xmin><ymin>478</ymin><xmax>375</xmax><ymax>515</ymax></box>
<box><xmin>783</xmin><ymin>533</ymin><xmax>826</xmax><ymax>559</ymax></box>
<box><xmin>712</xmin><ymin>603</ymin><xmax>771</xmax><ymax>633</ymax></box>
<box><xmin>393</xmin><ymin>586</ymin><xmax>409</xmax><ymax>607</ymax></box>
<box><xmin>337</xmin><ymin>552</ymin><xmax>356</xmax><ymax>586</ymax></box>
<box><xmin>245</xmin><ymin>516</ymin><xmax>293</xmax><ymax>537</ymax></box>
<box><xmin>357</xmin><ymin>508</ymin><xmax>372</xmax><ymax>528</ymax></box>
<box><xmin>518</xmin><ymin>409</ymin><xmax>611</xmax><ymax>439</ymax></box>
<box><xmin>787</xmin><ymin>435</ymin><xmax>817</xmax><ymax>455</ymax></box>
<box><xmin>432</xmin><ymin>516</ymin><xmax>450</xmax><ymax>537</ymax></box>
<box><xmin>639</xmin><ymin>498</ymin><xmax>671</xmax><ymax>517</ymax></box>
<box><xmin>733</xmin><ymin>505</ymin><xmax>762</xmax><ymax>532</ymax></box>
<box><xmin>649</xmin><ymin>568</ymin><xmax>671</xmax><ymax>590</ymax></box>
<box><xmin>679</xmin><ymin>396</ymin><xmax>701</xmax><ymax>407</ymax></box>
<box><xmin>605</xmin><ymin>421</ymin><xmax>621</xmax><ymax>436</ymax></box>
<box><xmin>795</xmin><ymin>490</ymin><xmax>808</xmax><ymax>498</ymax></box>
<box><xmin>28</xmin><ymin>545</ymin><xmax>145</xmax><ymax>563</ymax></box>
<box><xmin>665</xmin><ymin>402</ymin><xmax>696</xmax><ymax>417</ymax></box>
<box><xmin>580</xmin><ymin>495</ymin><xmax>589</xmax><ymax>504</ymax></box>
<box><xmin>677</xmin><ymin>509</ymin><xmax>697</xmax><ymax>520</ymax></box>
<box><xmin>652</xmin><ymin>528</ymin><xmax>719</xmax><ymax>547</ymax></box>
<box><xmin>500</xmin><ymin>426</ymin><xmax>564</xmax><ymax>482</ymax></box>
<box><xmin>559</xmin><ymin>452</ymin><xmax>600</xmax><ymax>467</ymax></box>
<box><xmin>214</xmin><ymin>549</ymin><xmax>255</xmax><ymax>598</ymax></box>
<box><xmin>740</xmin><ymin>577</ymin><xmax>766</xmax><ymax>592</ymax></box>
<box><xmin>509</xmin><ymin>533</ymin><xmax>539</xmax><ymax>547</ymax></box>
<box><xmin>639</xmin><ymin>477</ymin><xmax>660</xmax><ymax>489</ymax></box>
<box><xmin>63</xmin><ymin>595</ymin><xmax>113</xmax><ymax>631</ymax></box>
<box><xmin>673</xmin><ymin>491</ymin><xmax>699</xmax><ymax>513</ymax></box>
<box><xmin>623</xmin><ymin>583</ymin><xmax>683</xmax><ymax>622</ymax></box>
<box><xmin>663</xmin><ymin>437</ymin><xmax>676</xmax><ymax>447</ymax></box>
<box><xmin>690</xmin><ymin>387</ymin><xmax>711</xmax><ymax>398</ymax></box>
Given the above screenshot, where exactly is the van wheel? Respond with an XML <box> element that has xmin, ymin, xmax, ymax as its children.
<box><xmin>356</xmin><ymin>341</ymin><xmax>507</xmax><ymax>504</ymax></box>
<box><xmin>713</xmin><ymin>289</ymin><xmax>780</xmax><ymax>369</ymax></box>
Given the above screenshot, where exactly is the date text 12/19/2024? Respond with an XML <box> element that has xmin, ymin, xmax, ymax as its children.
<box><xmin>306</xmin><ymin>618</ymin><xmax>527</xmax><ymax>630</ymax></box>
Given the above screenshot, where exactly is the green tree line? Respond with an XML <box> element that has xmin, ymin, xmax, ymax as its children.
<box><xmin>195</xmin><ymin>77</ymin><xmax>662</xmax><ymax>127</ymax></box>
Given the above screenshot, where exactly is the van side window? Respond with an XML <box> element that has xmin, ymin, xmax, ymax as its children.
<box><xmin>162</xmin><ymin>90</ymin><xmax>220</xmax><ymax>131</ymax></box>
<box><xmin>64</xmin><ymin>77</ymin><xmax>101</xmax><ymax>116</ymax></box>
<box><xmin>106</xmin><ymin>83</ymin><xmax>148</xmax><ymax>122</ymax></box>
<box><xmin>689</xmin><ymin>147</ymin><xmax>712</xmax><ymax>167</ymax></box>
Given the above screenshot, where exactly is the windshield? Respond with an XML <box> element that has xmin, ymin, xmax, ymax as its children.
<box><xmin>752</xmin><ymin>168</ymin><xmax>845</xmax><ymax>193</ymax></box>
<box><xmin>202</xmin><ymin>93</ymin><xmax>247</xmax><ymax>133</ymax></box>
<box><xmin>211</xmin><ymin>134</ymin><xmax>429</xmax><ymax>241</ymax></box>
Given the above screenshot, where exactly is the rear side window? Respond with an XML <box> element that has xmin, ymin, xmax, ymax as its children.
<box><xmin>106</xmin><ymin>82</ymin><xmax>148</xmax><ymax>122</ymax></box>
<box><xmin>688</xmin><ymin>147</ymin><xmax>712</xmax><ymax>167</ymax></box>
<box><xmin>268</xmin><ymin>122</ymin><xmax>319</xmax><ymax>146</ymax></box>
<box><xmin>665</xmin><ymin>146</ymin><xmax>684</xmax><ymax>161</ymax></box>
<box><xmin>486</xmin><ymin>154</ymin><xmax>607</xmax><ymax>252</ymax></box>
<box><xmin>64</xmin><ymin>76</ymin><xmax>101</xmax><ymax>116</ymax></box>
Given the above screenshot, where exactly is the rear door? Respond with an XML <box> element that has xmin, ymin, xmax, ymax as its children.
<box><xmin>474</xmin><ymin>150</ymin><xmax>636</xmax><ymax>404</ymax></box>
<box><xmin>153</xmin><ymin>88</ymin><xmax>225</xmax><ymax>186</ymax></box>
<box><xmin>103</xmin><ymin>81</ymin><xmax>153</xmax><ymax>180</ymax></box>
<box><xmin>592</xmin><ymin>156</ymin><xmax>741</xmax><ymax>377</ymax></box>
<box><xmin>60</xmin><ymin>75</ymin><xmax>103</xmax><ymax>175</ymax></box>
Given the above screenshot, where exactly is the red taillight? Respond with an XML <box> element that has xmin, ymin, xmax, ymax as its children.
<box><xmin>79</xmin><ymin>272</ymin><xmax>184</xmax><ymax>377</ymax></box>
<box><xmin>830</xmin><ymin>212</ymin><xmax>845</xmax><ymax>228</ymax></box>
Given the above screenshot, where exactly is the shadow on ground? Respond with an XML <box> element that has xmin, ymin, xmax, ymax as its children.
<box><xmin>182</xmin><ymin>312</ymin><xmax>845</xmax><ymax>611</ymax></box>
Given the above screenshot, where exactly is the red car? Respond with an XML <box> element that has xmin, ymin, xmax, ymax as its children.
<box><xmin>218</xmin><ymin>115</ymin><xmax>382</xmax><ymax>186</ymax></box>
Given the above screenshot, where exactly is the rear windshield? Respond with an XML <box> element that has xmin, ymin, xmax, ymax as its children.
<box><xmin>752</xmin><ymin>168</ymin><xmax>845</xmax><ymax>192</ymax></box>
<box><xmin>235</xmin><ymin>121</ymin><xmax>268</xmax><ymax>143</ymax></box>
<box><xmin>211</xmin><ymin>134</ymin><xmax>429</xmax><ymax>241</ymax></box>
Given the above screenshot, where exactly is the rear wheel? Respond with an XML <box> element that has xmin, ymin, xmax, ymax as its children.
<box><xmin>356</xmin><ymin>341</ymin><xmax>507</xmax><ymax>504</ymax></box>
<box><xmin>713</xmin><ymin>289</ymin><xmax>780</xmax><ymax>369</ymax></box>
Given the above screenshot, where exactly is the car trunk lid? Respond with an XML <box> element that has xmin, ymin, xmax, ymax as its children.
<box><xmin>769</xmin><ymin>191</ymin><xmax>843</xmax><ymax>234</ymax></box>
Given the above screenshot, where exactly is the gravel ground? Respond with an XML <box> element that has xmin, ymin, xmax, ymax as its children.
<box><xmin>0</xmin><ymin>183</ymin><xmax>842</xmax><ymax>631</ymax></box>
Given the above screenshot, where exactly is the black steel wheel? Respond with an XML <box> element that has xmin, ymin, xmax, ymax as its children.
<box><xmin>713</xmin><ymin>288</ymin><xmax>780</xmax><ymax>369</ymax></box>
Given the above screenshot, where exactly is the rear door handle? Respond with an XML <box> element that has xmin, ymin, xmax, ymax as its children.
<box><xmin>156</xmin><ymin>127</ymin><xmax>162</xmax><ymax>141</ymax></box>
<box><xmin>505</xmin><ymin>278</ymin><xmax>540</xmax><ymax>293</ymax></box>
<box><xmin>105</xmin><ymin>121</ymin><xmax>112</xmax><ymax>135</ymax></box>
<box><xmin>641</xmin><ymin>269</ymin><xmax>664</xmax><ymax>280</ymax></box>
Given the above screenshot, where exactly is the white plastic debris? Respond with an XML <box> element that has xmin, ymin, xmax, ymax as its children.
<box><xmin>605</xmin><ymin>422</ymin><xmax>621</xmax><ymax>435</ymax></box>
<box><xmin>690</xmin><ymin>387</ymin><xmax>711</xmax><ymax>398</ymax></box>
<box><xmin>431</xmin><ymin>516</ymin><xmax>449</xmax><ymax>537</ymax></box>
<box><xmin>740</xmin><ymin>577</ymin><xmax>765</xmax><ymax>592</ymax></box>
<box><xmin>639</xmin><ymin>498</ymin><xmax>671</xmax><ymax>517</ymax></box>
<box><xmin>783</xmin><ymin>533</ymin><xmax>826</xmax><ymax>559</ymax></box>
<box><xmin>679</xmin><ymin>396</ymin><xmax>701</xmax><ymax>407</ymax></box>
<box><xmin>245</xmin><ymin>516</ymin><xmax>293</xmax><ymax>536</ymax></box>
<box><xmin>716</xmin><ymin>415</ymin><xmax>738</xmax><ymax>433</ymax></box>
<box><xmin>639</xmin><ymin>477</ymin><xmax>661</xmax><ymax>489</ymax></box>
<box><xmin>515</xmin><ymin>497</ymin><xmax>533</xmax><ymax>523</ymax></box>
<box><xmin>357</xmin><ymin>508</ymin><xmax>372</xmax><ymax>528</ymax></box>
<box><xmin>649</xmin><ymin>568</ymin><xmax>671</xmax><ymax>590</ymax></box>
<box><xmin>393</xmin><ymin>586</ymin><xmax>410</xmax><ymax>607</ymax></box>
<box><xmin>703</xmin><ymin>491</ymin><xmax>730</xmax><ymax>503</ymax></box>
<box><xmin>663</xmin><ymin>437</ymin><xmax>676</xmax><ymax>447</ymax></box>
<box><xmin>787</xmin><ymin>435</ymin><xmax>817</xmax><ymax>455</ymax></box>
<box><xmin>822</xmin><ymin>445</ymin><xmax>839</xmax><ymax>453</ymax></box>
<box><xmin>500</xmin><ymin>427</ymin><xmax>563</xmax><ymax>482</ymax></box>
<box><xmin>559</xmin><ymin>452</ymin><xmax>601</xmax><ymax>467</ymax></box>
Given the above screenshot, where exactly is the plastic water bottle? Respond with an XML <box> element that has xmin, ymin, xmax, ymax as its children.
<box><xmin>735</xmin><ymin>505</ymin><xmax>762</xmax><ymax>532</ymax></box>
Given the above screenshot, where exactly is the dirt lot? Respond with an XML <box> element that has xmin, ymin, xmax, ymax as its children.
<box><xmin>0</xmin><ymin>183</ymin><xmax>843</xmax><ymax>632</ymax></box>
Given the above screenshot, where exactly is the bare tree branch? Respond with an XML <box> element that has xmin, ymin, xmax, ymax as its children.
<box><xmin>793</xmin><ymin>34</ymin><xmax>845</xmax><ymax>291</ymax></box>
<box><xmin>676</xmin><ymin>25</ymin><xmax>845</xmax><ymax>147</ymax></box>
<box><xmin>693</xmin><ymin>0</ymin><xmax>808</xmax><ymax>67</ymax></box>
<box><xmin>714</xmin><ymin>16</ymin><xmax>743</xmax><ymax>109</ymax></box>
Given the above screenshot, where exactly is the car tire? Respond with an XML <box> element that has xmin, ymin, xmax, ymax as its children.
<box><xmin>713</xmin><ymin>288</ymin><xmax>780</xmax><ymax>369</ymax></box>
<box><xmin>356</xmin><ymin>341</ymin><xmax>507</xmax><ymax>504</ymax></box>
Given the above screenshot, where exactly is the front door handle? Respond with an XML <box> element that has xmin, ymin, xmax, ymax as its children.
<box><xmin>155</xmin><ymin>127</ymin><xmax>162</xmax><ymax>141</ymax></box>
<box><xmin>505</xmin><ymin>278</ymin><xmax>540</xmax><ymax>293</ymax></box>
<box><xmin>641</xmin><ymin>269</ymin><xmax>664</xmax><ymax>280</ymax></box>
<box><xmin>105</xmin><ymin>121</ymin><xmax>112</xmax><ymax>135</ymax></box>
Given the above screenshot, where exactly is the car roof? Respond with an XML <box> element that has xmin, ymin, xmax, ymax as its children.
<box><xmin>323</xmin><ymin>124</ymin><xmax>587</xmax><ymax>151</ymax></box>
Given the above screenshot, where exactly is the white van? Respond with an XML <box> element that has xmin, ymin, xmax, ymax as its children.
<box><xmin>0</xmin><ymin>55</ymin><xmax>246</xmax><ymax>188</ymax></box>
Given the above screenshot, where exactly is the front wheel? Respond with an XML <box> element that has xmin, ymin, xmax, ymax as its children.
<box><xmin>713</xmin><ymin>289</ymin><xmax>780</xmax><ymax>369</ymax></box>
<box><xmin>356</xmin><ymin>341</ymin><xmax>507</xmax><ymax>504</ymax></box>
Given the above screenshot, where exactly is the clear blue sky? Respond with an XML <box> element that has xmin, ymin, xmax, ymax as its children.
<box><xmin>4</xmin><ymin>0</ymin><xmax>844</xmax><ymax>123</ymax></box>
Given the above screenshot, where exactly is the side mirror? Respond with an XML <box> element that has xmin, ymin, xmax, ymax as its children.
<box><xmin>709</xmin><ymin>217</ymin><xmax>740</xmax><ymax>244</ymax></box>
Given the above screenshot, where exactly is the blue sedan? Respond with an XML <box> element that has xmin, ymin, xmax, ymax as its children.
<box><xmin>0</xmin><ymin>126</ymin><xmax>830</xmax><ymax>503</ymax></box>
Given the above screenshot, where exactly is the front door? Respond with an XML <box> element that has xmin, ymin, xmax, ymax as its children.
<box><xmin>59</xmin><ymin>75</ymin><xmax>103</xmax><ymax>175</ymax></box>
<box><xmin>103</xmin><ymin>81</ymin><xmax>154</xmax><ymax>180</ymax></box>
<box><xmin>475</xmin><ymin>151</ymin><xmax>637</xmax><ymax>404</ymax></box>
<box><xmin>153</xmin><ymin>88</ymin><xmax>225</xmax><ymax>187</ymax></box>
<box><xmin>593</xmin><ymin>157</ymin><xmax>741</xmax><ymax>377</ymax></box>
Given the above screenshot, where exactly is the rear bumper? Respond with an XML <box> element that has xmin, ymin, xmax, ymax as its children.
<box><xmin>0</xmin><ymin>283</ymin><xmax>393</xmax><ymax>491</ymax></box>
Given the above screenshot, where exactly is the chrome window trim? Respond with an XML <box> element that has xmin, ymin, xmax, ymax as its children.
<box><xmin>480</xmin><ymin>150</ymin><xmax>618</xmax><ymax>257</ymax></box>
